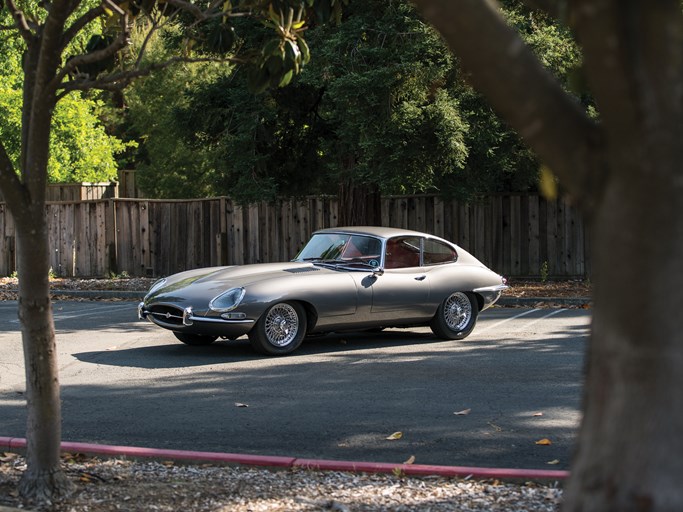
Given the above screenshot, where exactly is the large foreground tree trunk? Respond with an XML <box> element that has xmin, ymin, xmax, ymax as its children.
<box><xmin>15</xmin><ymin>208</ymin><xmax>74</xmax><ymax>500</ymax></box>
<box><xmin>411</xmin><ymin>0</ymin><xmax>683</xmax><ymax>510</ymax></box>
<box><xmin>564</xmin><ymin>147</ymin><xmax>683</xmax><ymax>510</ymax></box>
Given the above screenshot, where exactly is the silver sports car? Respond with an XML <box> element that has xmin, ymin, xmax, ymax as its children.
<box><xmin>138</xmin><ymin>227</ymin><xmax>507</xmax><ymax>355</ymax></box>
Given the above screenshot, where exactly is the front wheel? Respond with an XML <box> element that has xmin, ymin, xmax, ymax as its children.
<box><xmin>173</xmin><ymin>332</ymin><xmax>218</xmax><ymax>346</ymax></box>
<box><xmin>249</xmin><ymin>302</ymin><xmax>307</xmax><ymax>355</ymax></box>
<box><xmin>430</xmin><ymin>292</ymin><xmax>478</xmax><ymax>340</ymax></box>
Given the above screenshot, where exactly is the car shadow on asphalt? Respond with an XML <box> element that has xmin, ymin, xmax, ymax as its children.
<box><xmin>71</xmin><ymin>330</ymin><xmax>447</xmax><ymax>369</ymax></box>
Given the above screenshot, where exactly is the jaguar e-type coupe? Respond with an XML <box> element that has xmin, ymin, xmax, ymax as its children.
<box><xmin>138</xmin><ymin>227</ymin><xmax>507</xmax><ymax>355</ymax></box>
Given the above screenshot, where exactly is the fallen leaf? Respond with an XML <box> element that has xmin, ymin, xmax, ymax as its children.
<box><xmin>535</xmin><ymin>438</ymin><xmax>552</xmax><ymax>445</ymax></box>
<box><xmin>488</xmin><ymin>422</ymin><xmax>503</xmax><ymax>432</ymax></box>
<box><xmin>454</xmin><ymin>408</ymin><xmax>471</xmax><ymax>416</ymax></box>
<box><xmin>234</xmin><ymin>402</ymin><xmax>249</xmax><ymax>408</ymax></box>
<box><xmin>547</xmin><ymin>459</ymin><xmax>560</xmax><ymax>465</ymax></box>
<box><xmin>79</xmin><ymin>472</ymin><xmax>104</xmax><ymax>483</ymax></box>
<box><xmin>0</xmin><ymin>452</ymin><xmax>19</xmax><ymax>462</ymax></box>
<box><xmin>403</xmin><ymin>455</ymin><xmax>415</xmax><ymax>465</ymax></box>
<box><xmin>386</xmin><ymin>431</ymin><xmax>403</xmax><ymax>440</ymax></box>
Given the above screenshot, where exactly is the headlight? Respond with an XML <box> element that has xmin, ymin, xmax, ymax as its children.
<box><xmin>209</xmin><ymin>287</ymin><xmax>246</xmax><ymax>312</ymax></box>
<box><xmin>145</xmin><ymin>278</ymin><xmax>167</xmax><ymax>298</ymax></box>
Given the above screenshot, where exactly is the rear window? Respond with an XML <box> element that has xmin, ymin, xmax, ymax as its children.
<box><xmin>423</xmin><ymin>239</ymin><xmax>457</xmax><ymax>265</ymax></box>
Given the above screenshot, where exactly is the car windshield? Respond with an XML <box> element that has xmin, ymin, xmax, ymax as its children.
<box><xmin>295</xmin><ymin>233</ymin><xmax>383</xmax><ymax>268</ymax></box>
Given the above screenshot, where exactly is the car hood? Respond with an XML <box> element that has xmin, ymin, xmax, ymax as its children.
<box><xmin>145</xmin><ymin>262</ymin><xmax>338</xmax><ymax>303</ymax></box>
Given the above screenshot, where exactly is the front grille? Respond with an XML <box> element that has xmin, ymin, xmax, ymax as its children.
<box><xmin>148</xmin><ymin>305</ymin><xmax>185</xmax><ymax>325</ymax></box>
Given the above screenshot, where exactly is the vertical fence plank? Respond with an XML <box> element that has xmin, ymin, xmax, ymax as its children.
<box><xmin>528</xmin><ymin>196</ymin><xmax>540</xmax><ymax>278</ymax></box>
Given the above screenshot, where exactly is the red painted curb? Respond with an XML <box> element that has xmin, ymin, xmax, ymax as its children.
<box><xmin>293</xmin><ymin>458</ymin><xmax>568</xmax><ymax>480</ymax></box>
<box><xmin>0</xmin><ymin>437</ymin><xmax>569</xmax><ymax>480</ymax></box>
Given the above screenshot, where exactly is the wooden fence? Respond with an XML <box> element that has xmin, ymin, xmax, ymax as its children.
<box><xmin>0</xmin><ymin>194</ymin><xmax>590</xmax><ymax>279</ymax></box>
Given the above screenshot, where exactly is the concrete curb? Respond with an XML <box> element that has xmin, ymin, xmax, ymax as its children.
<box><xmin>0</xmin><ymin>436</ymin><xmax>569</xmax><ymax>481</ymax></box>
<box><xmin>50</xmin><ymin>290</ymin><xmax>146</xmax><ymax>300</ymax></box>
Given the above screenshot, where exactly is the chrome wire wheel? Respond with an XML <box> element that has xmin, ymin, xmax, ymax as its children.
<box><xmin>264</xmin><ymin>303</ymin><xmax>300</xmax><ymax>347</ymax></box>
<box><xmin>250</xmin><ymin>301</ymin><xmax>307</xmax><ymax>355</ymax></box>
<box><xmin>430</xmin><ymin>291</ymin><xmax>478</xmax><ymax>340</ymax></box>
<box><xmin>443</xmin><ymin>292</ymin><xmax>473</xmax><ymax>332</ymax></box>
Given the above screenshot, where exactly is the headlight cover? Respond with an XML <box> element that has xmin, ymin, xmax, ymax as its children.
<box><xmin>209</xmin><ymin>287</ymin><xmax>246</xmax><ymax>312</ymax></box>
<box><xmin>145</xmin><ymin>278</ymin><xmax>167</xmax><ymax>298</ymax></box>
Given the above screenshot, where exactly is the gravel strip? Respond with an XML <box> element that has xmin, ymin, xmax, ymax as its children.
<box><xmin>0</xmin><ymin>455</ymin><xmax>562</xmax><ymax>511</ymax></box>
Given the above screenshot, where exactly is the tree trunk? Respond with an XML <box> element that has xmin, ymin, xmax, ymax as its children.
<box><xmin>15</xmin><ymin>207</ymin><xmax>73</xmax><ymax>501</ymax></box>
<box><xmin>338</xmin><ymin>181</ymin><xmax>382</xmax><ymax>226</ymax></box>
<box><xmin>563</xmin><ymin>153</ymin><xmax>683</xmax><ymax>509</ymax></box>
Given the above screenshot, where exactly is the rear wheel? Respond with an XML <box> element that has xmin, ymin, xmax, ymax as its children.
<box><xmin>249</xmin><ymin>302</ymin><xmax>307</xmax><ymax>355</ymax></box>
<box><xmin>430</xmin><ymin>292</ymin><xmax>478</xmax><ymax>340</ymax></box>
<box><xmin>173</xmin><ymin>332</ymin><xmax>218</xmax><ymax>346</ymax></box>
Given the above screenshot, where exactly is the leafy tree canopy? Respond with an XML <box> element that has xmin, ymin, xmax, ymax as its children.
<box><xmin>0</xmin><ymin>3</ymin><xmax>132</xmax><ymax>183</ymax></box>
<box><xmin>121</xmin><ymin>0</ymin><xmax>581</xmax><ymax>203</ymax></box>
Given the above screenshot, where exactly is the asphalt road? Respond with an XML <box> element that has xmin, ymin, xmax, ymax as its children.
<box><xmin>0</xmin><ymin>301</ymin><xmax>589</xmax><ymax>470</ymax></box>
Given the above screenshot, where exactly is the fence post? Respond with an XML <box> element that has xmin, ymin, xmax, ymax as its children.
<box><xmin>105</xmin><ymin>199</ymin><xmax>117</xmax><ymax>275</ymax></box>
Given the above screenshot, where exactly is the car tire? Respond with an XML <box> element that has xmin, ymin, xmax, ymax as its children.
<box><xmin>249</xmin><ymin>301</ymin><xmax>307</xmax><ymax>355</ymax></box>
<box><xmin>430</xmin><ymin>292</ymin><xmax>478</xmax><ymax>340</ymax></box>
<box><xmin>173</xmin><ymin>332</ymin><xmax>218</xmax><ymax>346</ymax></box>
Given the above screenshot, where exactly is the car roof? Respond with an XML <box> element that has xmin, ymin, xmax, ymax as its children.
<box><xmin>313</xmin><ymin>226</ymin><xmax>441</xmax><ymax>240</ymax></box>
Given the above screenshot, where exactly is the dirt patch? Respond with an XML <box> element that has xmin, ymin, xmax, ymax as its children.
<box><xmin>503</xmin><ymin>279</ymin><xmax>591</xmax><ymax>299</ymax></box>
<box><xmin>0</xmin><ymin>277</ymin><xmax>591</xmax><ymax>300</ymax></box>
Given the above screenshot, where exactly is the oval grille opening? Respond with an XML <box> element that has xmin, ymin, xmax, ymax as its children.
<box><xmin>148</xmin><ymin>305</ymin><xmax>184</xmax><ymax>326</ymax></box>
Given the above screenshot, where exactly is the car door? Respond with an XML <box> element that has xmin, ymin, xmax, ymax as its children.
<box><xmin>370</xmin><ymin>236</ymin><xmax>432</xmax><ymax>320</ymax></box>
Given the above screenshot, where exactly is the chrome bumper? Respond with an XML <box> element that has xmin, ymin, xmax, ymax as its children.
<box><xmin>138</xmin><ymin>302</ymin><xmax>254</xmax><ymax>327</ymax></box>
<box><xmin>473</xmin><ymin>284</ymin><xmax>509</xmax><ymax>310</ymax></box>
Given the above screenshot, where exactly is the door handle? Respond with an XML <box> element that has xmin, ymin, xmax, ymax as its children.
<box><xmin>415</xmin><ymin>275</ymin><xmax>426</xmax><ymax>281</ymax></box>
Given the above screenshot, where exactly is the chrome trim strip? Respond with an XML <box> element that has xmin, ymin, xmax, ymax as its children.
<box><xmin>473</xmin><ymin>284</ymin><xmax>509</xmax><ymax>293</ymax></box>
<box><xmin>187</xmin><ymin>315</ymin><xmax>254</xmax><ymax>325</ymax></box>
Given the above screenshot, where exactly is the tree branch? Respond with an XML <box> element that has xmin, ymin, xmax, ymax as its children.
<box><xmin>162</xmin><ymin>0</ymin><xmax>212</xmax><ymax>21</ymax></box>
<box><xmin>56</xmin><ymin>55</ymin><xmax>240</xmax><ymax>99</ymax></box>
<box><xmin>411</xmin><ymin>0</ymin><xmax>606</xmax><ymax>215</ymax></box>
<box><xmin>54</xmin><ymin>14</ymin><xmax>130</xmax><ymax>88</ymax></box>
<box><xmin>4</xmin><ymin>0</ymin><xmax>36</xmax><ymax>42</ymax></box>
<box><xmin>569</xmin><ymin>1</ymin><xmax>683</xmax><ymax>153</ymax></box>
<box><xmin>61</xmin><ymin>4</ymin><xmax>106</xmax><ymax>51</ymax></box>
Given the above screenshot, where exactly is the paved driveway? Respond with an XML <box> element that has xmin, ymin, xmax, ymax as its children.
<box><xmin>0</xmin><ymin>302</ymin><xmax>589</xmax><ymax>470</ymax></box>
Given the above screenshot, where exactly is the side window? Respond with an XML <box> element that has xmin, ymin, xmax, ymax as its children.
<box><xmin>385</xmin><ymin>237</ymin><xmax>421</xmax><ymax>269</ymax></box>
<box><xmin>342</xmin><ymin>236</ymin><xmax>382</xmax><ymax>260</ymax></box>
<box><xmin>423</xmin><ymin>239</ymin><xmax>457</xmax><ymax>265</ymax></box>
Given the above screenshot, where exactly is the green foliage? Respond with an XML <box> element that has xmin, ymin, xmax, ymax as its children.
<box><xmin>0</xmin><ymin>4</ymin><xmax>131</xmax><ymax>183</ymax></box>
<box><xmin>540</xmin><ymin>260</ymin><xmax>550</xmax><ymax>282</ymax></box>
<box><xmin>126</xmin><ymin>0</ymin><xmax>469</xmax><ymax>201</ymax></box>
<box><xmin>299</xmin><ymin>0</ymin><xmax>467</xmax><ymax>195</ymax></box>
<box><xmin>122</xmin><ymin>25</ymin><xmax>237</xmax><ymax>198</ymax></box>
<box><xmin>119</xmin><ymin>0</ymin><xmax>583</xmax><ymax>202</ymax></box>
